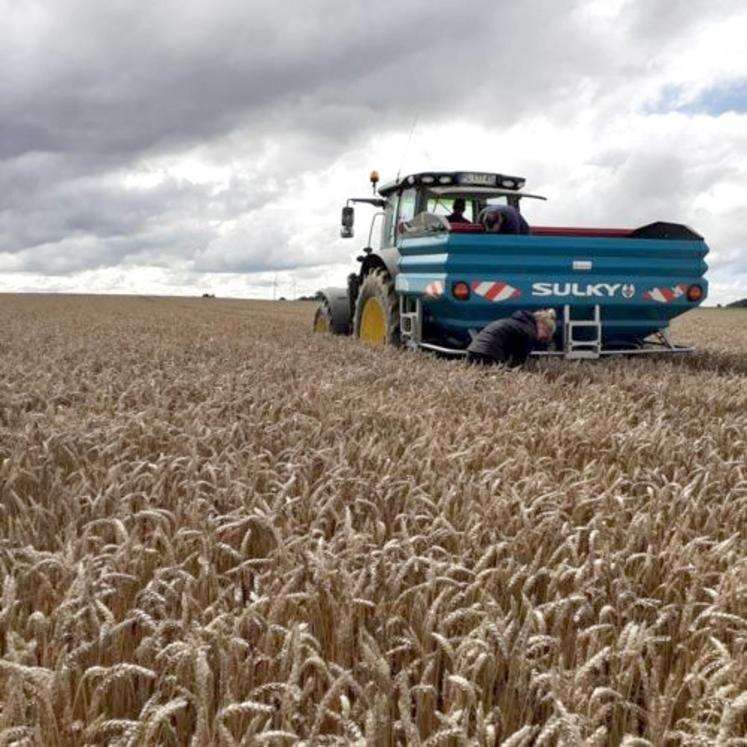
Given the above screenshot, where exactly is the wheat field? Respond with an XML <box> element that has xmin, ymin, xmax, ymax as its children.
<box><xmin>0</xmin><ymin>294</ymin><xmax>746</xmax><ymax>746</ymax></box>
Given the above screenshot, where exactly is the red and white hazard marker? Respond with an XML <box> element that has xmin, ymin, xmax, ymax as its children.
<box><xmin>471</xmin><ymin>281</ymin><xmax>522</xmax><ymax>302</ymax></box>
<box><xmin>643</xmin><ymin>283</ymin><xmax>687</xmax><ymax>303</ymax></box>
<box><xmin>424</xmin><ymin>281</ymin><xmax>444</xmax><ymax>298</ymax></box>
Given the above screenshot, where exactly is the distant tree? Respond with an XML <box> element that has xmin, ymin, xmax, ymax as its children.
<box><xmin>727</xmin><ymin>298</ymin><xmax>747</xmax><ymax>308</ymax></box>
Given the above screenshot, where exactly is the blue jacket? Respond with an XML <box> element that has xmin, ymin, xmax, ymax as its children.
<box><xmin>480</xmin><ymin>205</ymin><xmax>530</xmax><ymax>235</ymax></box>
<box><xmin>466</xmin><ymin>311</ymin><xmax>539</xmax><ymax>366</ymax></box>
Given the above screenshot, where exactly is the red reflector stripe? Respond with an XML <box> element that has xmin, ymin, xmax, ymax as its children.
<box><xmin>424</xmin><ymin>281</ymin><xmax>444</xmax><ymax>298</ymax></box>
<box><xmin>484</xmin><ymin>283</ymin><xmax>507</xmax><ymax>301</ymax></box>
<box><xmin>471</xmin><ymin>281</ymin><xmax>522</xmax><ymax>302</ymax></box>
<box><xmin>643</xmin><ymin>283</ymin><xmax>688</xmax><ymax>303</ymax></box>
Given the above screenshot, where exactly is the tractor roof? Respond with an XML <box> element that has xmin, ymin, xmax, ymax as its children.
<box><xmin>377</xmin><ymin>171</ymin><xmax>527</xmax><ymax>196</ymax></box>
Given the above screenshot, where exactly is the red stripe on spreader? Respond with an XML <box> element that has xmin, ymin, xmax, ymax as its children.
<box><xmin>424</xmin><ymin>281</ymin><xmax>443</xmax><ymax>297</ymax></box>
<box><xmin>484</xmin><ymin>282</ymin><xmax>505</xmax><ymax>301</ymax></box>
<box><xmin>531</xmin><ymin>227</ymin><xmax>634</xmax><ymax>238</ymax></box>
<box><xmin>644</xmin><ymin>284</ymin><xmax>688</xmax><ymax>303</ymax></box>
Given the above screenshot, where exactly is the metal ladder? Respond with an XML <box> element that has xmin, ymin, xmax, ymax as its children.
<box><xmin>563</xmin><ymin>304</ymin><xmax>602</xmax><ymax>359</ymax></box>
<box><xmin>399</xmin><ymin>296</ymin><xmax>422</xmax><ymax>347</ymax></box>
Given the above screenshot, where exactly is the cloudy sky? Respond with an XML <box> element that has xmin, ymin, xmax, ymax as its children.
<box><xmin>1</xmin><ymin>0</ymin><xmax>746</xmax><ymax>303</ymax></box>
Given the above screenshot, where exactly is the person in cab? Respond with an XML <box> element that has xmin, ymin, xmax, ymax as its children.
<box><xmin>446</xmin><ymin>198</ymin><xmax>471</xmax><ymax>224</ymax></box>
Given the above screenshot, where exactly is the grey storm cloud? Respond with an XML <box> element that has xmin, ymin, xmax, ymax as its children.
<box><xmin>1</xmin><ymin>0</ymin><xmax>610</xmax><ymax>162</ymax></box>
<box><xmin>1</xmin><ymin>0</ymin><xmax>746</xmax><ymax>291</ymax></box>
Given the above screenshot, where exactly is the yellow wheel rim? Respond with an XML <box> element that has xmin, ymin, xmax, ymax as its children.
<box><xmin>313</xmin><ymin>310</ymin><xmax>329</xmax><ymax>333</ymax></box>
<box><xmin>360</xmin><ymin>297</ymin><xmax>386</xmax><ymax>344</ymax></box>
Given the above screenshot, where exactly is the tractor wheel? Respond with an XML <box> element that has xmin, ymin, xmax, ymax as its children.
<box><xmin>312</xmin><ymin>298</ymin><xmax>334</xmax><ymax>334</ymax></box>
<box><xmin>353</xmin><ymin>268</ymin><xmax>400</xmax><ymax>346</ymax></box>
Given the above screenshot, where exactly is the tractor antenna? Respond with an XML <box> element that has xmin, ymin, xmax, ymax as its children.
<box><xmin>396</xmin><ymin>113</ymin><xmax>418</xmax><ymax>184</ymax></box>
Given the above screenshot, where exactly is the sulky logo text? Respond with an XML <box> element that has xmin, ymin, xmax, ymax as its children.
<box><xmin>532</xmin><ymin>282</ymin><xmax>632</xmax><ymax>298</ymax></box>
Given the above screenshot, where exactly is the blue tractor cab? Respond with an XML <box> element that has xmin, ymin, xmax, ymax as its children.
<box><xmin>314</xmin><ymin>170</ymin><xmax>708</xmax><ymax>359</ymax></box>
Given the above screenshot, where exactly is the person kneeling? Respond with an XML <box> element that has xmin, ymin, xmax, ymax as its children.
<box><xmin>466</xmin><ymin>309</ymin><xmax>556</xmax><ymax>367</ymax></box>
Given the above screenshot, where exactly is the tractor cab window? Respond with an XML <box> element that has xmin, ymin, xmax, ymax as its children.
<box><xmin>426</xmin><ymin>195</ymin><xmax>475</xmax><ymax>222</ymax></box>
<box><xmin>397</xmin><ymin>188</ymin><xmax>417</xmax><ymax>225</ymax></box>
<box><xmin>381</xmin><ymin>201</ymin><xmax>395</xmax><ymax>248</ymax></box>
<box><xmin>482</xmin><ymin>195</ymin><xmax>510</xmax><ymax>209</ymax></box>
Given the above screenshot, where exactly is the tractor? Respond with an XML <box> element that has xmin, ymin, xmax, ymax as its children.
<box><xmin>313</xmin><ymin>170</ymin><xmax>708</xmax><ymax>359</ymax></box>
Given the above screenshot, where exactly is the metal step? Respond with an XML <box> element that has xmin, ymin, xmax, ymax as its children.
<box><xmin>564</xmin><ymin>304</ymin><xmax>601</xmax><ymax>359</ymax></box>
<box><xmin>399</xmin><ymin>296</ymin><xmax>422</xmax><ymax>347</ymax></box>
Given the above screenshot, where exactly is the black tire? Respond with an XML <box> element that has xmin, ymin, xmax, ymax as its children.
<box><xmin>353</xmin><ymin>268</ymin><xmax>400</xmax><ymax>346</ymax></box>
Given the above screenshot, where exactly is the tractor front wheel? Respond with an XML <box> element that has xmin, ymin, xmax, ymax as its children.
<box><xmin>353</xmin><ymin>269</ymin><xmax>400</xmax><ymax>346</ymax></box>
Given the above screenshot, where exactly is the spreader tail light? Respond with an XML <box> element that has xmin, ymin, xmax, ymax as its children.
<box><xmin>452</xmin><ymin>281</ymin><xmax>471</xmax><ymax>301</ymax></box>
<box><xmin>687</xmin><ymin>284</ymin><xmax>704</xmax><ymax>302</ymax></box>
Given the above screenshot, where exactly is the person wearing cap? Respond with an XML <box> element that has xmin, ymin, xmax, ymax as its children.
<box><xmin>479</xmin><ymin>204</ymin><xmax>530</xmax><ymax>235</ymax></box>
<box><xmin>466</xmin><ymin>309</ymin><xmax>556</xmax><ymax>367</ymax></box>
<box><xmin>446</xmin><ymin>198</ymin><xmax>471</xmax><ymax>223</ymax></box>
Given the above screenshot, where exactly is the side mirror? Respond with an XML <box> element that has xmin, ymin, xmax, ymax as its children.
<box><xmin>341</xmin><ymin>206</ymin><xmax>354</xmax><ymax>238</ymax></box>
<box><xmin>342</xmin><ymin>206</ymin><xmax>354</xmax><ymax>227</ymax></box>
